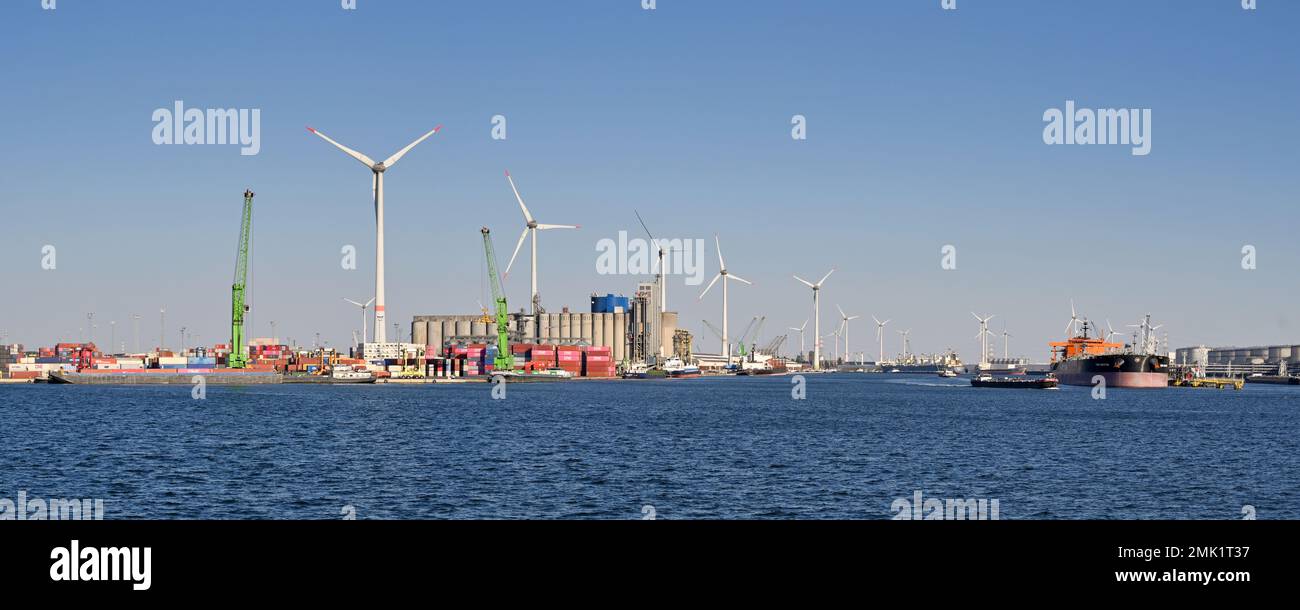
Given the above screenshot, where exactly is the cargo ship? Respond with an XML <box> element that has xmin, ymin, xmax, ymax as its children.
<box><xmin>1049</xmin><ymin>318</ymin><xmax>1168</xmax><ymax>388</ymax></box>
<box><xmin>879</xmin><ymin>350</ymin><xmax>964</xmax><ymax>374</ymax></box>
<box><xmin>48</xmin><ymin>369</ymin><xmax>282</xmax><ymax>385</ymax></box>
<box><xmin>663</xmin><ymin>357</ymin><xmax>700</xmax><ymax>378</ymax></box>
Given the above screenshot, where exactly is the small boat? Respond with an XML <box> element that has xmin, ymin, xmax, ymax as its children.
<box><xmin>937</xmin><ymin>370</ymin><xmax>958</xmax><ymax>378</ymax></box>
<box><xmin>663</xmin><ymin>357</ymin><xmax>700</xmax><ymax>378</ymax></box>
<box><xmin>970</xmin><ymin>374</ymin><xmax>1058</xmax><ymax>389</ymax></box>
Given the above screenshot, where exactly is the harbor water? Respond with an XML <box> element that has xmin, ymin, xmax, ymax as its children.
<box><xmin>2</xmin><ymin>375</ymin><xmax>1297</xmax><ymax>519</ymax></box>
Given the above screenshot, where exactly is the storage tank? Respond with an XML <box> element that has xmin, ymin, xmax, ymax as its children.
<box><xmin>412</xmin><ymin>321</ymin><xmax>428</xmax><ymax>346</ymax></box>
<box><xmin>469</xmin><ymin>321</ymin><xmax>486</xmax><ymax>338</ymax></box>
<box><xmin>1269</xmin><ymin>346</ymin><xmax>1291</xmax><ymax>361</ymax></box>
<box><xmin>428</xmin><ymin>322</ymin><xmax>443</xmax><ymax>354</ymax></box>
<box><xmin>455</xmin><ymin>320</ymin><xmax>472</xmax><ymax>340</ymax></box>
<box><xmin>539</xmin><ymin>314</ymin><xmax>551</xmax><ymax>340</ymax></box>
<box><xmin>592</xmin><ymin>313</ymin><xmax>605</xmax><ymax>347</ymax></box>
<box><xmin>560</xmin><ymin>314</ymin><xmax>571</xmax><ymax>342</ymax></box>
<box><xmin>442</xmin><ymin>320</ymin><xmax>457</xmax><ymax>344</ymax></box>
<box><xmin>580</xmin><ymin>313</ymin><xmax>593</xmax><ymax>345</ymax></box>
<box><xmin>613</xmin><ymin>312</ymin><xmax>626</xmax><ymax>362</ymax></box>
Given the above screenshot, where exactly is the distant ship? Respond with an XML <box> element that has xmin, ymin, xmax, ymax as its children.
<box><xmin>663</xmin><ymin>357</ymin><xmax>700</xmax><ymax>378</ymax></box>
<box><xmin>1049</xmin><ymin>318</ymin><xmax>1168</xmax><ymax>388</ymax></box>
<box><xmin>976</xmin><ymin>357</ymin><xmax>1028</xmax><ymax>376</ymax></box>
<box><xmin>879</xmin><ymin>350</ymin><xmax>963</xmax><ymax>374</ymax></box>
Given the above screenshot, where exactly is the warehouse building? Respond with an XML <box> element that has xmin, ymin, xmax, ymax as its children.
<box><xmin>411</xmin><ymin>288</ymin><xmax>678</xmax><ymax>365</ymax></box>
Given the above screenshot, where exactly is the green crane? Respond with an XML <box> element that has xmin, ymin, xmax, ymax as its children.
<box><xmin>228</xmin><ymin>189</ymin><xmax>254</xmax><ymax>369</ymax></box>
<box><xmin>480</xmin><ymin>227</ymin><xmax>515</xmax><ymax>372</ymax></box>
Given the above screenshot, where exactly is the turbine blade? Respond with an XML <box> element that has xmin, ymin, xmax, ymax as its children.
<box><xmin>504</xmin><ymin>226</ymin><xmax>529</xmax><ymax>277</ymax></box>
<box><xmin>381</xmin><ymin>125</ymin><xmax>441</xmax><ymax>167</ymax></box>
<box><xmin>728</xmin><ymin>273</ymin><xmax>752</xmax><ymax>285</ymax></box>
<box><xmin>714</xmin><ymin>234</ymin><xmax>725</xmax><ymax>270</ymax></box>
<box><xmin>837</xmin><ymin>304</ymin><xmax>846</xmax><ymax>318</ymax></box>
<box><xmin>504</xmin><ymin>170</ymin><xmax>535</xmax><ymax>224</ymax></box>
<box><xmin>365</xmin><ymin>297</ymin><xmax>375</xmax><ymax>307</ymax></box>
<box><xmin>343</xmin><ymin>298</ymin><xmax>363</xmax><ymax>307</ymax></box>
<box><xmin>699</xmin><ymin>273</ymin><xmax>722</xmax><ymax>299</ymax></box>
<box><xmin>793</xmin><ymin>275</ymin><xmax>815</xmax><ymax>288</ymax></box>
<box><xmin>306</xmin><ymin>127</ymin><xmax>376</xmax><ymax>168</ymax></box>
<box><xmin>816</xmin><ymin>268</ymin><xmax>835</xmax><ymax>286</ymax></box>
<box><xmin>536</xmin><ymin>223</ymin><xmax>579</xmax><ymax>230</ymax></box>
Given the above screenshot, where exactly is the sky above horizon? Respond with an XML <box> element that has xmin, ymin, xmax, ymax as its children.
<box><xmin>2</xmin><ymin>0</ymin><xmax>1298</xmax><ymax>360</ymax></box>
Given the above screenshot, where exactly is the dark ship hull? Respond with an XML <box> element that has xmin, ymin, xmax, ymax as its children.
<box><xmin>1051</xmin><ymin>353</ymin><xmax>1168</xmax><ymax>388</ymax></box>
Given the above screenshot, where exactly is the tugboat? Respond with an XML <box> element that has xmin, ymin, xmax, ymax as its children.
<box><xmin>937</xmin><ymin>369</ymin><xmax>958</xmax><ymax>378</ymax></box>
<box><xmin>971</xmin><ymin>374</ymin><xmax>1059</xmax><ymax>389</ymax></box>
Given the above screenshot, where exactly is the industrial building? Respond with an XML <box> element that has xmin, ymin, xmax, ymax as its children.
<box><xmin>411</xmin><ymin>286</ymin><xmax>679</xmax><ymax>366</ymax></box>
<box><xmin>1175</xmin><ymin>344</ymin><xmax>1300</xmax><ymax>376</ymax></box>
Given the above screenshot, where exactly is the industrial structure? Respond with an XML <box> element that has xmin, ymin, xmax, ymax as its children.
<box><xmin>1176</xmin><ymin>344</ymin><xmax>1300</xmax><ymax>377</ymax></box>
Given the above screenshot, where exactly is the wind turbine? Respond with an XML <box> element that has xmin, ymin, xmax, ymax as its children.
<box><xmin>793</xmin><ymin>268</ymin><xmax>835</xmax><ymax>370</ymax></box>
<box><xmin>825</xmin><ymin>326</ymin><xmax>842</xmax><ymax>364</ymax></box>
<box><xmin>872</xmin><ymin>316</ymin><xmax>890</xmax><ymax>364</ymax></box>
<box><xmin>307</xmin><ymin>123</ymin><xmax>442</xmax><ymax>343</ymax></box>
<box><xmin>1064</xmin><ymin>299</ymin><xmax>1081</xmax><ymax>337</ymax></box>
<box><xmin>896</xmin><ymin>328</ymin><xmax>912</xmax><ymax>360</ymax></box>
<box><xmin>836</xmin><ymin>305</ymin><xmax>860</xmax><ymax>364</ymax></box>
<box><xmin>1103</xmin><ymin>319</ymin><xmax>1125</xmax><ymax>344</ymax></box>
<box><xmin>503</xmin><ymin>170</ymin><xmax>580</xmax><ymax>315</ymax></box>
<box><xmin>788</xmin><ymin>320</ymin><xmax>808</xmax><ymax>362</ymax></box>
<box><xmin>699</xmin><ymin>235</ymin><xmax>752</xmax><ymax>362</ymax></box>
<box><xmin>634</xmin><ymin>210</ymin><xmax>669</xmax><ymax>316</ymax></box>
<box><xmin>343</xmin><ymin>297</ymin><xmax>375</xmax><ymax>343</ymax></box>
<box><xmin>972</xmin><ymin>312</ymin><xmax>995</xmax><ymax>366</ymax></box>
<box><xmin>1001</xmin><ymin>324</ymin><xmax>1013</xmax><ymax>359</ymax></box>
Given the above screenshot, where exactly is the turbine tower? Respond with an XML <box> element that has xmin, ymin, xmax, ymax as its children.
<box><xmin>836</xmin><ymin>305</ymin><xmax>860</xmax><ymax>364</ymax></box>
<box><xmin>699</xmin><ymin>235</ymin><xmax>751</xmax><ymax>362</ymax></box>
<box><xmin>897</xmin><ymin>328</ymin><xmax>912</xmax><ymax>360</ymax></box>
<box><xmin>307</xmin><ymin>123</ymin><xmax>442</xmax><ymax>343</ymax></box>
<box><xmin>503</xmin><ymin>170</ymin><xmax>580</xmax><ymax>315</ymax></box>
<box><xmin>788</xmin><ymin>320</ymin><xmax>808</xmax><ymax>362</ymax></box>
<box><xmin>344</xmin><ymin>297</ymin><xmax>375</xmax><ymax>343</ymax></box>
<box><xmin>1001</xmin><ymin>324</ymin><xmax>1013</xmax><ymax>359</ymax></box>
<box><xmin>793</xmin><ymin>268</ymin><xmax>835</xmax><ymax>370</ymax></box>
<box><xmin>972</xmin><ymin>312</ymin><xmax>995</xmax><ymax>367</ymax></box>
<box><xmin>872</xmin><ymin>316</ymin><xmax>890</xmax><ymax>364</ymax></box>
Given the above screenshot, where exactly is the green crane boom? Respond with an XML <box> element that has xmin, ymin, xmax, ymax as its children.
<box><xmin>481</xmin><ymin>227</ymin><xmax>514</xmax><ymax>372</ymax></box>
<box><xmin>228</xmin><ymin>189</ymin><xmax>254</xmax><ymax>369</ymax></box>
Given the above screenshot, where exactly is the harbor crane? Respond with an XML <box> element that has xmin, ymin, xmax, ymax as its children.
<box><xmin>481</xmin><ymin>227</ymin><xmax>516</xmax><ymax>373</ymax></box>
<box><xmin>228</xmin><ymin>190</ymin><xmax>254</xmax><ymax>368</ymax></box>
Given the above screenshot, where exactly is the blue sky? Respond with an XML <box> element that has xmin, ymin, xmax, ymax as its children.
<box><xmin>2</xmin><ymin>0</ymin><xmax>1297</xmax><ymax>359</ymax></box>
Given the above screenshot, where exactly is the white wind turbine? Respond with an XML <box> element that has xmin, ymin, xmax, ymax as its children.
<box><xmin>836</xmin><ymin>305</ymin><xmax>860</xmax><ymax>364</ymax></box>
<box><xmin>699</xmin><ymin>235</ymin><xmax>751</xmax><ymax>362</ymax></box>
<box><xmin>1001</xmin><ymin>325</ymin><xmax>1013</xmax><ymax>359</ymax></box>
<box><xmin>503</xmin><ymin>170</ymin><xmax>580</xmax><ymax>315</ymax></box>
<box><xmin>793</xmin><ymin>268</ymin><xmax>835</xmax><ymax>371</ymax></box>
<box><xmin>307</xmin><ymin>124</ymin><xmax>442</xmax><ymax>343</ymax></box>
<box><xmin>788</xmin><ymin>320</ymin><xmax>809</xmax><ymax>362</ymax></box>
<box><xmin>897</xmin><ymin>328</ymin><xmax>912</xmax><ymax>360</ymax></box>
<box><xmin>972</xmin><ymin>312</ymin><xmax>995</xmax><ymax>366</ymax></box>
<box><xmin>873</xmin><ymin>316</ymin><xmax>890</xmax><ymax>364</ymax></box>
<box><xmin>343</xmin><ymin>297</ymin><xmax>375</xmax><ymax>343</ymax></box>
<box><xmin>1103</xmin><ymin>319</ymin><xmax>1125</xmax><ymax>344</ymax></box>
<box><xmin>1064</xmin><ymin>299</ymin><xmax>1081</xmax><ymax>338</ymax></box>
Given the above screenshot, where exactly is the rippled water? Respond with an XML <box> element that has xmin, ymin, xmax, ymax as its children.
<box><xmin>2</xmin><ymin>375</ymin><xmax>1297</xmax><ymax>519</ymax></box>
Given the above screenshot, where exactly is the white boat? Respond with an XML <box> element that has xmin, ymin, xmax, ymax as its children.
<box><xmin>663</xmin><ymin>357</ymin><xmax>700</xmax><ymax>378</ymax></box>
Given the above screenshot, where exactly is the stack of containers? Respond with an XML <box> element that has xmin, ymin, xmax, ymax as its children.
<box><xmin>530</xmin><ymin>344</ymin><xmax>556</xmax><ymax>370</ymax></box>
<box><xmin>582</xmin><ymin>346</ymin><xmax>615</xmax><ymax>377</ymax></box>
<box><xmin>511</xmin><ymin>343</ymin><xmax>532</xmax><ymax>370</ymax></box>
<box><xmin>465</xmin><ymin>344</ymin><xmax>486</xmax><ymax>375</ymax></box>
<box><xmin>557</xmin><ymin>345</ymin><xmax>582</xmax><ymax>376</ymax></box>
<box><xmin>482</xmin><ymin>345</ymin><xmax>499</xmax><ymax>375</ymax></box>
<box><xmin>158</xmin><ymin>356</ymin><xmax>188</xmax><ymax>370</ymax></box>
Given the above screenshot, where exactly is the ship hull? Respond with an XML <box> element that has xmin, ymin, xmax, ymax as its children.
<box><xmin>49</xmin><ymin>370</ymin><xmax>282</xmax><ymax>385</ymax></box>
<box><xmin>1051</xmin><ymin>354</ymin><xmax>1169</xmax><ymax>388</ymax></box>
